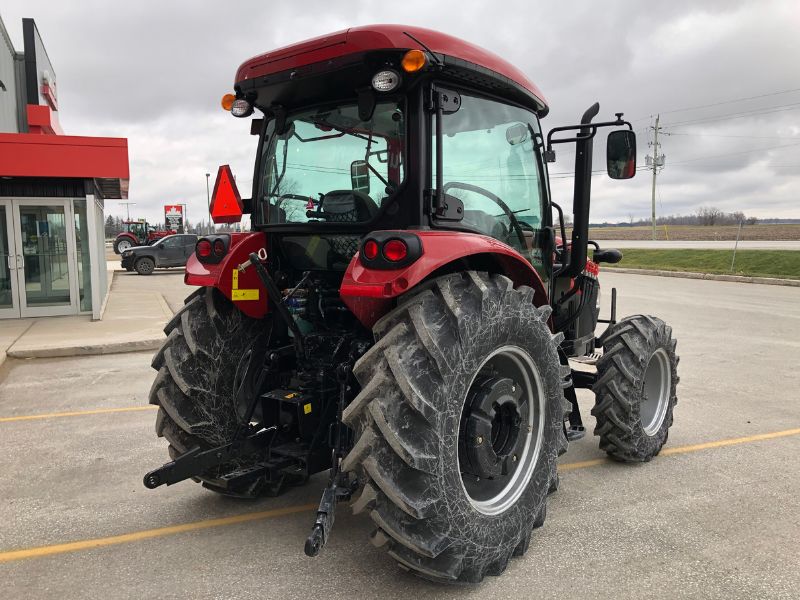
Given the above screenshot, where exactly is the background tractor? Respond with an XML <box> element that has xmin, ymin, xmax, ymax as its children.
<box><xmin>113</xmin><ymin>219</ymin><xmax>176</xmax><ymax>253</ymax></box>
<box><xmin>143</xmin><ymin>25</ymin><xmax>679</xmax><ymax>584</ymax></box>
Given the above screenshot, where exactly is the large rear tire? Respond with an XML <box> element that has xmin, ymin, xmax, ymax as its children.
<box><xmin>592</xmin><ymin>315</ymin><xmax>679</xmax><ymax>462</ymax></box>
<box><xmin>149</xmin><ymin>287</ymin><xmax>271</xmax><ymax>496</ymax></box>
<box><xmin>342</xmin><ymin>272</ymin><xmax>568</xmax><ymax>583</ymax></box>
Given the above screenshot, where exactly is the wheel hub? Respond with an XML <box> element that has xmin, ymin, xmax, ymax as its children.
<box><xmin>460</xmin><ymin>376</ymin><xmax>526</xmax><ymax>480</ymax></box>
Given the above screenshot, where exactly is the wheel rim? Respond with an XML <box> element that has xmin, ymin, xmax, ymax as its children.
<box><xmin>458</xmin><ymin>346</ymin><xmax>544</xmax><ymax>516</ymax></box>
<box><xmin>139</xmin><ymin>260</ymin><xmax>153</xmax><ymax>274</ymax></box>
<box><xmin>118</xmin><ymin>239</ymin><xmax>131</xmax><ymax>251</ymax></box>
<box><xmin>641</xmin><ymin>347</ymin><xmax>671</xmax><ymax>436</ymax></box>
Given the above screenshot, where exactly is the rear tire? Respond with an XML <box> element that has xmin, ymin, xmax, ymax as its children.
<box><xmin>149</xmin><ymin>287</ymin><xmax>271</xmax><ymax>496</ymax></box>
<box><xmin>342</xmin><ymin>272</ymin><xmax>568</xmax><ymax>583</ymax></box>
<box><xmin>592</xmin><ymin>315</ymin><xmax>679</xmax><ymax>462</ymax></box>
<box><xmin>135</xmin><ymin>257</ymin><xmax>155</xmax><ymax>276</ymax></box>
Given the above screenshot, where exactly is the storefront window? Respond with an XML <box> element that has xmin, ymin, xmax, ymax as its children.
<box><xmin>73</xmin><ymin>199</ymin><xmax>92</xmax><ymax>312</ymax></box>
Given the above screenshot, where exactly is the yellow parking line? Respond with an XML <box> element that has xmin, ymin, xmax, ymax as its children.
<box><xmin>1</xmin><ymin>426</ymin><xmax>798</xmax><ymax>564</ymax></box>
<box><xmin>0</xmin><ymin>406</ymin><xmax>157</xmax><ymax>423</ymax></box>
<box><xmin>0</xmin><ymin>503</ymin><xmax>317</xmax><ymax>564</ymax></box>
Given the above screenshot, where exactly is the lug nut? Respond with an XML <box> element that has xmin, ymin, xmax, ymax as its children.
<box><xmin>476</xmin><ymin>436</ymin><xmax>483</xmax><ymax>445</ymax></box>
<box><xmin>512</xmin><ymin>454</ymin><xmax>518</xmax><ymax>462</ymax></box>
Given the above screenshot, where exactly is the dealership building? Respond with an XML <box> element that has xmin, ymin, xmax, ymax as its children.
<box><xmin>0</xmin><ymin>15</ymin><xmax>129</xmax><ymax>319</ymax></box>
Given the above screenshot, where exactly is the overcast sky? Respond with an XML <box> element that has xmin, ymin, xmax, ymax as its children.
<box><xmin>3</xmin><ymin>0</ymin><xmax>799</xmax><ymax>225</ymax></box>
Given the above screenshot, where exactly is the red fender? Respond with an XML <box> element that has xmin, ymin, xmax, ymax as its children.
<box><xmin>340</xmin><ymin>231</ymin><xmax>550</xmax><ymax>329</ymax></box>
<box><xmin>184</xmin><ymin>232</ymin><xmax>268</xmax><ymax>318</ymax></box>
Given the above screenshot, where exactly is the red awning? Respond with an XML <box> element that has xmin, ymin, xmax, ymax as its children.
<box><xmin>0</xmin><ymin>133</ymin><xmax>130</xmax><ymax>198</ymax></box>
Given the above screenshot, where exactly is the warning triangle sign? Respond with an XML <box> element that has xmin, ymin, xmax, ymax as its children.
<box><xmin>210</xmin><ymin>164</ymin><xmax>243</xmax><ymax>224</ymax></box>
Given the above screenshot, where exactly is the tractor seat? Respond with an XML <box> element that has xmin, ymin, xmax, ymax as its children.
<box><xmin>592</xmin><ymin>248</ymin><xmax>623</xmax><ymax>264</ymax></box>
<box><xmin>320</xmin><ymin>190</ymin><xmax>378</xmax><ymax>223</ymax></box>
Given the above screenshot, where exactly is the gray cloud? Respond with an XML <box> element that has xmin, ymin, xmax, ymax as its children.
<box><xmin>2</xmin><ymin>0</ymin><xmax>798</xmax><ymax>224</ymax></box>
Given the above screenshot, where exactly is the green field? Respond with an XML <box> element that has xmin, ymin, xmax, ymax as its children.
<box><xmin>606</xmin><ymin>249</ymin><xmax>800</xmax><ymax>280</ymax></box>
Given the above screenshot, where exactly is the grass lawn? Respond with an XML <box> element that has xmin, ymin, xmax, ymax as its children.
<box><xmin>605</xmin><ymin>249</ymin><xmax>800</xmax><ymax>280</ymax></box>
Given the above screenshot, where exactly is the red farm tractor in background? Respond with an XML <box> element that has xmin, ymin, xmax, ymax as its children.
<box><xmin>143</xmin><ymin>25</ymin><xmax>679</xmax><ymax>584</ymax></box>
<box><xmin>113</xmin><ymin>220</ymin><xmax>176</xmax><ymax>253</ymax></box>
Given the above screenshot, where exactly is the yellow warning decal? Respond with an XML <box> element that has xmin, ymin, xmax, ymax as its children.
<box><xmin>303</xmin><ymin>403</ymin><xmax>312</xmax><ymax>415</ymax></box>
<box><xmin>231</xmin><ymin>289</ymin><xmax>259</xmax><ymax>301</ymax></box>
<box><xmin>231</xmin><ymin>269</ymin><xmax>260</xmax><ymax>302</ymax></box>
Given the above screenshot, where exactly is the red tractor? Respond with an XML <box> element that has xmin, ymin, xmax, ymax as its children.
<box><xmin>113</xmin><ymin>220</ymin><xmax>176</xmax><ymax>253</ymax></box>
<box><xmin>143</xmin><ymin>25</ymin><xmax>679</xmax><ymax>584</ymax></box>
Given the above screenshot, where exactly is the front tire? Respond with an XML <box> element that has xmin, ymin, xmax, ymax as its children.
<box><xmin>114</xmin><ymin>238</ymin><xmax>132</xmax><ymax>254</ymax></box>
<box><xmin>592</xmin><ymin>315</ymin><xmax>679</xmax><ymax>461</ymax></box>
<box><xmin>135</xmin><ymin>257</ymin><xmax>155</xmax><ymax>275</ymax></box>
<box><xmin>342</xmin><ymin>272</ymin><xmax>568</xmax><ymax>583</ymax></box>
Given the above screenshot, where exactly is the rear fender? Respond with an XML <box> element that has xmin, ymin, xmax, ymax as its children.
<box><xmin>184</xmin><ymin>232</ymin><xmax>268</xmax><ymax>318</ymax></box>
<box><xmin>340</xmin><ymin>231</ymin><xmax>549</xmax><ymax>329</ymax></box>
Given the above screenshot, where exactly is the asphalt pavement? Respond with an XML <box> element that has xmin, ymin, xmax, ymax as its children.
<box><xmin>1</xmin><ymin>272</ymin><xmax>799</xmax><ymax>599</ymax></box>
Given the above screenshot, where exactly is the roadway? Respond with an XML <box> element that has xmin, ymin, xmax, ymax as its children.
<box><xmin>1</xmin><ymin>271</ymin><xmax>798</xmax><ymax>599</ymax></box>
<box><xmin>596</xmin><ymin>240</ymin><xmax>800</xmax><ymax>250</ymax></box>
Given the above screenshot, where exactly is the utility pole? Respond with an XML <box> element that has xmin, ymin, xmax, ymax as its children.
<box><xmin>647</xmin><ymin>115</ymin><xmax>665</xmax><ymax>240</ymax></box>
<box><xmin>119</xmin><ymin>202</ymin><xmax>136</xmax><ymax>221</ymax></box>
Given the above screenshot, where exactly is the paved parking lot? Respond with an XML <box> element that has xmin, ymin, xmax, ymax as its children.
<box><xmin>1</xmin><ymin>272</ymin><xmax>799</xmax><ymax>599</ymax></box>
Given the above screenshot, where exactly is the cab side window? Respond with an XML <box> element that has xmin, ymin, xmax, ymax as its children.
<box><xmin>434</xmin><ymin>93</ymin><xmax>545</xmax><ymax>255</ymax></box>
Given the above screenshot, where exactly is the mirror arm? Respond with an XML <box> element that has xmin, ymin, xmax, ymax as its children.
<box><xmin>545</xmin><ymin>116</ymin><xmax>633</xmax><ymax>162</ymax></box>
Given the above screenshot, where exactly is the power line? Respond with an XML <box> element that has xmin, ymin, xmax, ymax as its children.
<box><xmin>664</xmin><ymin>132</ymin><xmax>800</xmax><ymax>140</ymax></box>
<box><xmin>647</xmin><ymin>87</ymin><xmax>800</xmax><ymax>118</ymax></box>
<box><xmin>663</xmin><ymin>103</ymin><xmax>800</xmax><ymax>128</ymax></box>
<box><xmin>665</xmin><ymin>141</ymin><xmax>800</xmax><ymax>166</ymax></box>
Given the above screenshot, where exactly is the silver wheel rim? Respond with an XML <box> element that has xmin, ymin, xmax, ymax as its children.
<box><xmin>641</xmin><ymin>347</ymin><xmax>671</xmax><ymax>436</ymax></box>
<box><xmin>118</xmin><ymin>240</ymin><xmax>131</xmax><ymax>251</ymax></box>
<box><xmin>458</xmin><ymin>346</ymin><xmax>545</xmax><ymax>516</ymax></box>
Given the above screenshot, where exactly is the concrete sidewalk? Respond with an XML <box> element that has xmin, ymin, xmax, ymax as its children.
<box><xmin>0</xmin><ymin>270</ymin><xmax>187</xmax><ymax>365</ymax></box>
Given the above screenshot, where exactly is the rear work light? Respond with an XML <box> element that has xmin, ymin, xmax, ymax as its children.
<box><xmin>196</xmin><ymin>239</ymin><xmax>212</xmax><ymax>258</ymax></box>
<box><xmin>196</xmin><ymin>235</ymin><xmax>230</xmax><ymax>264</ymax></box>
<box><xmin>383</xmin><ymin>239</ymin><xmax>408</xmax><ymax>262</ymax></box>
<box><xmin>359</xmin><ymin>233</ymin><xmax>422</xmax><ymax>269</ymax></box>
<box><xmin>363</xmin><ymin>240</ymin><xmax>379</xmax><ymax>260</ymax></box>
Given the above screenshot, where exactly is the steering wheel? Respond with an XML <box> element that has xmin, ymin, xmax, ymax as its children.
<box><xmin>442</xmin><ymin>181</ymin><xmax>529</xmax><ymax>251</ymax></box>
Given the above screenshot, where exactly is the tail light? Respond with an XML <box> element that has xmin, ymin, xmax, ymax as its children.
<box><xmin>196</xmin><ymin>235</ymin><xmax>230</xmax><ymax>264</ymax></box>
<box><xmin>359</xmin><ymin>232</ymin><xmax>422</xmax><ymax>269</ymax></box>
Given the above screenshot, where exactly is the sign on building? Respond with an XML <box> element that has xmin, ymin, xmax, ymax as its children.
<box><xmin>164</xmin><ymin>204</ymin><xmax>184</xmax><ymax>232</ymax></box>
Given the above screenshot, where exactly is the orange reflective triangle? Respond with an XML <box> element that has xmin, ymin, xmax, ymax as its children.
<box><xmin>210</xmin><ymin>164</ymin><xmax>243</xmax><ymax>224</ymax></box>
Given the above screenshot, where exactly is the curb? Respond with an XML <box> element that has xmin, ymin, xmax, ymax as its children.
<box><xmin>606</xmin><ymin>267</ymin><xmax>800</xmax><ymax>287</ymax></box>
<box><xmin>6</xmin><ymin>337</ymin><xmax>164</xmax><ymax>360</ymax></box>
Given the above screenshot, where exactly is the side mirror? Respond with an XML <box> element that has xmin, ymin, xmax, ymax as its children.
<box><xmin>350</xmin><ymin>160</ymin><xmax>370</xmax><ymax>194</ymax></box>
<box><xmin>607</xmin><ymin>130</ymin><xmax>636</xmax><ymax>179</ymax></box>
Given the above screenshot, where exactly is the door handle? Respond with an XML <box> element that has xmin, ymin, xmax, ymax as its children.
<box><xmin>16</xmin><ymin>254</ymin><xmax>23</xmax><ymax>269</ymax></box>
<box><xmin>6</xmin><ymin>255</ymin><xmax>14</xmax><ymax>270</ymax></box>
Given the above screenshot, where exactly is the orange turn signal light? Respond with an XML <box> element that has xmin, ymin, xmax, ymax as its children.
<box><xmin>401</xmin><ymin>49</ymin><xmax>427</xmax><ymax>73</ymax></box>
<box><xmin>221</xmin><ymin>93</ymin><xmax>236</xmax><ymax>111</ymax></box>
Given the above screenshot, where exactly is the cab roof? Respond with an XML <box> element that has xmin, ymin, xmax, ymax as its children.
<box><xmin>235</xmin><ymin>24</ymin><xmax>548</xmax><ymax>115</ymax></box>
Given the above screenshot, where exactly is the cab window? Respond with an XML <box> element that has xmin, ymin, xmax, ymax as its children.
<box><xmin>434</xmin><ymin>93</ymin><xmax>546</xmax><ymax>257</ymax></box>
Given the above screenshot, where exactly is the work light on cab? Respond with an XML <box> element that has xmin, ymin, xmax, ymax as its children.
<box><xmin>371</xmin><ymin>70</ymin><xmax>400</xmax><ymax>92</ymax></box>
<box><xmin>231</xmin><ymin>98</ymin><xmax>253</xmax><ymax>117</ymax></box>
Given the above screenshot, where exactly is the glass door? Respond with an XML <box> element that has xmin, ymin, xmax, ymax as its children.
<box><xmin>12</xmin><ymin>199</ymin><xmax>78</xmax><ymax>317</ymax></box>
<box><xmin>0</xmin><ymin>199</ymin><xmax>21</xmax><ymax>318</ymax></box>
